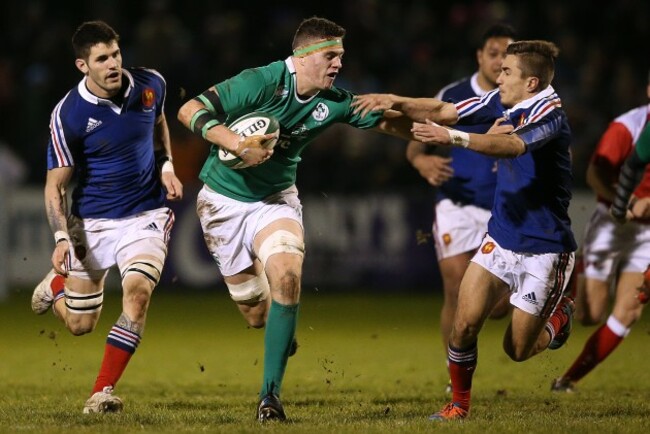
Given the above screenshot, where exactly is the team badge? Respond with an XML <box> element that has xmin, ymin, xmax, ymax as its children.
<box><xmin>312</xmin><ymin>102</ymin><xmax>329</xmax><ymax>121</ymax></box>
<box><xmin>142</xmin><ymin>88</ymin><xmax>155</xmax><ymax>110</ymax></box>
<box><xmin>518</xmin><ymin>113</ymin><xmax>526</xmax><ymax>126</ymax></box>
<box><xmin>442</xmin><ymin>233</ymin><xmax>452</xmax><ymax>246</ymax></box>
<box><xmin>274</xmin><ymin>85</ymin><xmax>288</xmax><ymax>98</ymax></box>
<box><xmin>481</xmin><ymin>241</ymin><xmax>495</xmax><ymax>254</ymax></box>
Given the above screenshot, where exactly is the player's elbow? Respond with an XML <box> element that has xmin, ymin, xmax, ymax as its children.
<box><xmin>507</xmin><ymin>136</ymin><xmax>526</xmax><ymax>157</ymax></box>
<box><xmin>177</xmin><ymin>101</ymin><xmax>195</xmax><ymax>128</ymax></box>
<box><xmin>440</xmin><ymin>109</ymin><xmax>459</xmax><ymax>126</ymax></box>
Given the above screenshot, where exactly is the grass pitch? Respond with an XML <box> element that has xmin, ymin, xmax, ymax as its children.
<box><xmin>1</xmin><ymin>286</ymin><xmax>649</xmax><ymax>433</ymax></box>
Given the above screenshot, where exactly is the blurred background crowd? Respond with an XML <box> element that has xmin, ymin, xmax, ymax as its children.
<box><xmin>1</xmin><ymin>0</ymin><xmax>649</xmax><ymax>194</ymax></box>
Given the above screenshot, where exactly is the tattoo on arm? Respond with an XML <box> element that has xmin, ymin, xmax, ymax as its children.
<box><xmin>46</xmin><ymin>195</ymin><xmax>68</xmax><ymax>233</ymax></box>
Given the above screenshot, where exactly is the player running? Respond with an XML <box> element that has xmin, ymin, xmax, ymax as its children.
<box><xmin>353</xmin><ymin>40</ymin><xmax>576</xmax><ymax>421</ymax></box>
<box><xmin>31</xmin><ymin>20</ymin><xmax>183</xmax><ymax>413</ymax></box>
<box><xmin>177</xmin><ymin>16</ymin><xmax>424</xmax><ymax>422</ymax></box>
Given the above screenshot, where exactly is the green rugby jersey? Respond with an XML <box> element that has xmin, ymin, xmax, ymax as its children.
<box><xmin>199</xmin><ymin>58</ymin><xmax>384</xmax><ymax>201</ymax></box>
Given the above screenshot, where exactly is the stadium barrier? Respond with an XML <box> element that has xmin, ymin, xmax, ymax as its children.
<box><xmin>0</xmin><ymin>187</ymin><xmax>595</xmax><ymax>297</ymax></box>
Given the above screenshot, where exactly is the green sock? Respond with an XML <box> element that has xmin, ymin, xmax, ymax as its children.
<box><xmin>260</xmin><ymin>299</ymin><xmax>299</xmax><ymax>398</ymax></box>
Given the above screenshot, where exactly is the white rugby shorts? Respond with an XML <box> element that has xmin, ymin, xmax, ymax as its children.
<box><xmin>196</xmin><ymin>184</ymin><xmax>303</xmax><ymax>276</ymax></box>
<box><xmin>582</xmin><ymin>203</ymin><xmax>650</xmax><ymax>281</ymax></box>
<box><xmin>471</xmin><ymin>234</ymin><xmax>575</xmax><ymax>318</ymax></box>
<box><xmin>66</xmin><ymin>207</ymin><xmax>174</xmax><ymax>280</ymax></box>
<box><xmin>433</xmin><ymin>199</ymin><xmax>491</xmax><ymax>260</ymax></box>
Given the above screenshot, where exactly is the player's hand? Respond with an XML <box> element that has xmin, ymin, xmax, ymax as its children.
<box><xmin>628</xmin><ymin>197</ymin><xmax>650</xmax><ymax>221</ymax></box>
<box><xmin>609</xmin><ymin>206</ymin><xmax>632</xmax><ymax>224</ymax></box>
<box><xmin>51</xmin><ymin>241</ymin><xmax>69</xmax><ymax>277</ymax></box>
<box><xmin>235</xmin><ymin>134</ymin><xmax>274</xmax><ymax>167</ymax></box>
<box><xmin>487</xmin><ymin>117</ymin><xmax>514</xmax><ymax>134</ymax></box>
<box><xmin>351</xmin><ymin>94</ymin><xmax>395</xmax><ymax>118</ymax></box>
<box><xmin>411</xmin><ymin>154</ymin><xmax>454</xmax><ymax>186</ymax></box>
<box><xmin>411</xmin><ymin>120</ymin><xmax>452</xmax><ymax>145</ymax></box>
<box><xmin>161</xmin><ymin>172</ymin><xmax>183</xmax><ymax>201</ymax></box>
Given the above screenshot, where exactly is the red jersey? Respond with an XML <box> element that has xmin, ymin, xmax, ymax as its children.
<box><xmin>591</xmin><ymin>104</ymin><xmax>650</xmax><ymax>203</ymax></box>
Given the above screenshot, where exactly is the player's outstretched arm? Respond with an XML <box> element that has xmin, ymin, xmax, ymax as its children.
<box><xmin>412</xmin><ymin>120</ymin><xmax>525</xmax><ymax>158</ymax></box>
<box><xmin>352</xmin><ymin>93</ymin><xmax>458</xmax><ymax>125</ymax></box>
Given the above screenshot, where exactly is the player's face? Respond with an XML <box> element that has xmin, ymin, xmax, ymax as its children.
<box><xmin>477</xmin><ymin>36</ymin><xmax>513</xmax><ymax>87</ymax></box>
<box><xmin>303</xmin><ymin>47</ymin><xmax>344</xmax><ymax>92</ymax></box>
<box><xmin>496</xmin><ymin>55</ymin><xmax>529</xmax><ymax>107</ymax></box>
<box><xmin>77</xmin><ymin>41</ymin><xmax>123</xmax><ymax>99</ymax></box>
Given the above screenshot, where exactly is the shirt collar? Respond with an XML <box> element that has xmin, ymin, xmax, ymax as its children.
<box><xmin>505</xmin><ymin>85</ymin><xmax>557</xmax><ymax>117</ymax></box>
<box><xmin>470</xmin><ymin>72</ymin><xmax>488</xmax><ymax>97</ymax></box>
<box><xmin>77</xmin><ymin>69</ymin><xmax>134</xmax><ymax>112</ymax></box>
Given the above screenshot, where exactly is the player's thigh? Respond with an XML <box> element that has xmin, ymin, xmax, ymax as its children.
<box><xmin>578</xmin><ymin>278</ymin><xmax>610</xmax><ymax>325</ymax></box>
<box><xmin>504</xmin><ymin>307</ymin><xmax>548</xmax><ymax>361</ymax></box>
<box><xmin>439</xmin><ymin>251</ymin><xmax>474</xmax><ymax>294</ymax></box>
<box><xmin>582</xmin><ymin>204</ymin><xmax>635</xmax><ymax>282</ymax></box>
<box><xmin>454</xmin><ymin>262</ymin><xmax>508</xmax><ymax>332</ymax></box>
<box><xmin>433</xmin><ymin>199</ymin><xmax>489</xmax><ymax>261</ymax></box>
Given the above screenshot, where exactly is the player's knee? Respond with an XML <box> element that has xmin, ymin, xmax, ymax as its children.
<box><xmin>121</xmin><ymin>259</ymin><xmax>162</xmax><ymax>290</ymax></box>
<box><xmin>504</xmin><ymin>346</ymin><xmax>528</xmax><ymax>362</ymax></box>
<box><xmin>227</xmin><ymin>274</ymin><xmax>270</xmax><ymax>304</ymax></box>
<box><xmin>452</xmin><ymin>318</ymin><xmax>480</xmax><ymax>340</ymax></box>
<box><xmin>66</xmin><ymin>314</ymin><xmax>99</xmax><ymax>336</ymax></box>
<box><xmin>502</xmin><ymin>340</ymin><xmax>534</xmax><ymax>362</ymax></box>
<box><xmin>489</xmin><ymin>300</ymin><xmax>511</xmax><ymax>319</ymax></box>
<box><xmin>257</xmin><ymin>230</ymin><xmax>304</xmax><ymax>269</ymax></box>
<box><xmin>245</xmin><ymin>314</ymin><xmax>266</xmax><ymax>329</ymax></box>
<box><xmin>272</xmin><ymin>270</ymin><xmax>301</xmax><ymax>300</ymax></box>
<box><xmin>123</xmin><ymin>285</ymin><xmax>152</xmax><ymax>315</ymax></box>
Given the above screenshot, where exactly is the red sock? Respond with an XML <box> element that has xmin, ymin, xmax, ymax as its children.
<box><xmin>51</xmin><ymin>275</ymin><xmax>65</xmax><ymax>299</ymax></box>
<box><xmin>448</xmin><ymin>343</ymin><xmax>477</xmax><ymax>411</ymax></box>
<box><xmin>562</xmin><ymin>321</ymin><xmax>624</xmax><ymax>382</ymax></box>
<box><xmin>91</xmin><ymin>325</ymin><xmax>141</xmax><ymax>394</ymax></box>
<box><xmin>545</xmin><ymin>302</ymin><xmax>570</xmax><ymax>340</ymax></box>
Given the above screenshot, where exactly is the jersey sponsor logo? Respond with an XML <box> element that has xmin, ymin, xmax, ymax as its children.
<box><xmin>277</xmin><ymin>124</ymin><xmax>309</xmax><ymax>149</ymax></box>
<box><xmin>481</xmin><ymin>241</ymin><xmax>495</xmax><ymax>254</ymax></box>
<box><xmin>85</xmin><ymin>117</ymin><xmax>103</xmax><ymax>132</ymax></box>
<box><xmin>522</xmin><ymin>292</ymin><xmax>538</xmax><ymax>305</ymax></box>
<box><xmin>142</xmin><ymin>88</ymin><xmax>155</xmax><ymax>111</ymax></box>
<box><xmin>312</xmin><ymin>102</ymin><xmax>329</xmax><ymax>121</ymax></box>
<box><xmin>442</xmin><ymin>233</ymin><xmax>452</xmax><ymax>246</ymax></box>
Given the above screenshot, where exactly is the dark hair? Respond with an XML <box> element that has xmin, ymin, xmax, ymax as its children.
<box><xmin>292</xmin><ymin>16</ymin><xmax>346</xmax><ymax>50</ymax></box>
<box><xmin>506</xmin><ymin>40</ymin><xmax>559</xmax><ymax>90</ymax></box>
<box><xmin>480</xmin><ymin>23</ymin><xmax>517</xmax><ymax>48</ymax></box>
<box><xmin>72</xmin><ymin>20</ymin><xmax>119</xmax><ymax>60</ymax></box>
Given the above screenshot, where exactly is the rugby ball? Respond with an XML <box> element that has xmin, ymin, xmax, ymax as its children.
<box><xmin>218</xmin><ymin>112</ymin><xmax>280</xmax><ymax>169</ymax></box>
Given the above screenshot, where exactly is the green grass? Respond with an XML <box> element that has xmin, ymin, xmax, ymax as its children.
<box><xmin>1</xmin><ymin>287</ymin><xmax>649</xmax><ymax>433</ymax></box>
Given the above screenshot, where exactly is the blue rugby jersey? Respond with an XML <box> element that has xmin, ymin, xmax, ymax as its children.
<box><xmin>434</xmin><ymin>73</ymin><xmax>499</xmax><ymax>209</ymax></box>
<box><xmin>455</xmin><ymin>86</ymin><xmax>577</xmax><ymax>253</ymax></box>
<box><xmin>47</xmin><ymin>68</ymin><xmax>167</xmax><ymax>219</ymax></box>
